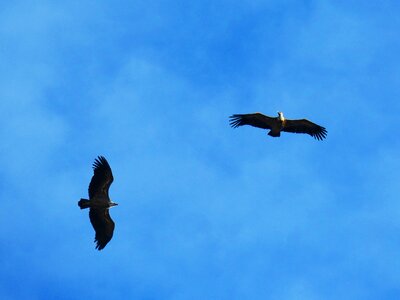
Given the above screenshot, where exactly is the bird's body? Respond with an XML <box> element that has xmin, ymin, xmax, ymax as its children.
<box><xmin>229</xmin><ymin>112</ymin><xmax>327</xmax><ymax>140</ymax></box>
<box><xmin>78</xmin><ymin>156</ymin><xmax>117</xmax><ymax>250</ymax></box>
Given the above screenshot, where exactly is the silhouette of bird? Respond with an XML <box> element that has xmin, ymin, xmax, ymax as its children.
<box><xmin>229</xmin><ymin>112</ymin><xmax>327</xmax><ymax>140</ymax></box>
<box><xmin>78</xmin><ymin>156</ymin><xmax>118</xmax><ymax>250</ymax></box>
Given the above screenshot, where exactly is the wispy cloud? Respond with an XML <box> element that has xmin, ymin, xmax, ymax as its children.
<box><xmin>1</xmin><ymin>1</ymin><xmax>400</xmax><ymax>299</ymax></box>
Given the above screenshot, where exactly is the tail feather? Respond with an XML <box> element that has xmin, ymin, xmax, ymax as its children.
<box><xmin>268</xmin><ymin>130</ymin><xmax>281</xmax><ymax>137</ymax></box>
<box><xmin>78</xmin><ymin>199</ymin><xmax>90</xmax><ymax>209</ymax></box>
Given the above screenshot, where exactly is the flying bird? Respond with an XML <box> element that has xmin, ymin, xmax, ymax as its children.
<box><xmin>229</xmin><ymin>112</ymin><xmax>327</xmax><ymax>140</ymax></box>
<box><xmin>78</xmin><ymin>156</ymin><xmax>118</xmax><ymax>250</ymax></box>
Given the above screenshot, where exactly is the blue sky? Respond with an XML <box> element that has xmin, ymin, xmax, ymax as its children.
<box><xmin>1</xmin><ymin>0</ymin><xmax>400</xmax><ymax>299</ymax></box>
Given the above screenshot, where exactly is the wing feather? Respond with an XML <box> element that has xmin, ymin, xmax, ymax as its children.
<box><xmin>88</xmin><ymin>156</ymin><xmax>114</xmax><ymax>199</ymax></box>
<box><xmin>229</xmin><ymin>113</ymin><xmax>275</xmax><ymax>129</ymax></box>
<box><xmin>89</xmin><ymin>208</ymin><xmax>115</xmax><ymax>250</ymax></box>
<box><xmin>282</xmin><ymin>119</ymin><xmax>327</xmax><ymax>140</ymax></box>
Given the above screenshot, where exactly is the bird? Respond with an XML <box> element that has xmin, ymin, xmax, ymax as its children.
<box><xmin>229</xmin><ymin>112</ymin><xmax>327</xmax><ymax>140</ymax></box>
<box><xmin>78</xmin><ymin>156</ymin><xmax>118</xmax><ymax>250</ymax></box>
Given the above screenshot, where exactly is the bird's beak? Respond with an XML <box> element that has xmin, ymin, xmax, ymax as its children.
<box><xmin>110</xmin><ymin>202</ymin><xmax>118</xmax><ymax>207</ymax></box>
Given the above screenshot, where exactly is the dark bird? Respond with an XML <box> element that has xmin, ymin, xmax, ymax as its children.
<box><xmin>229</xmin><ymin>112</ymin><xmax>327</xmax><ymax>140</ymax></box>
<box><xmin>78</xmin><ymin>156</ymin><xmax>118</xmax><ymax>250</ymax></box>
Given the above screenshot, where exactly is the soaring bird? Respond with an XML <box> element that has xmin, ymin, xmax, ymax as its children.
<box><xmin>229</xmin><ymin>112</ymin><xmax>327</xmax><ymax>140</ymax></box>
<box><xmin>78</xmin><ymin>156</ymin><xmax>118</xmax><ymax>250</ymax></box>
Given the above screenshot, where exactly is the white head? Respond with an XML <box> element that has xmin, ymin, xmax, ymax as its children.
<box><xmin>277</xmin><ymin>111</ymin><xmax>284</xmax><ymax>121</ymax></box>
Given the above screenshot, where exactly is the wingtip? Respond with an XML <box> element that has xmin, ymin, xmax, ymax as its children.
<box><xmin>94</xmin><ymin>238</ymin><xmax>107</xmax><ymax>251</ymax></box>
<box><xmin>92</xmin><ymin>156</ymin><xmax>109</xmax><ymax>170</ymax></box>
<box><xmin>228</xmin><ymin>114</ymin><xmax>242</xmax><ymax>128</ymax></box>
<box><xmin>312</xmin><ymin>125</ymin><xmax>327</xmax><ymax>141</ymax></box>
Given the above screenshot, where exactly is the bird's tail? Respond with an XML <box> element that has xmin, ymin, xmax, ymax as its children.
<box><xmin>78</xmin><ymin>199</ymin><xmax>90</xmax><ymax>209</ymax></box>
<box><xmin>268</xmin><ymin>130</ymin><xmax>280</xmax><ymax>137</ymax></box>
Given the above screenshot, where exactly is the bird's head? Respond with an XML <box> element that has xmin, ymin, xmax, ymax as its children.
<box><xmin>277</xmin><ymin>111</ymin><xmax>284</xmax><ymax>121</ymax></box>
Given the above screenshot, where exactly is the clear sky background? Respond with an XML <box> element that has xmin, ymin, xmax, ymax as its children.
<box><xmin>1</xmin><ymin>1</ymin><xmax>400</xmax><ymax>299</ymax></box>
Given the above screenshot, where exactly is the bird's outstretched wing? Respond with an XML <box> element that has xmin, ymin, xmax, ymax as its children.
<box><xmin>282</xmin><ymin>119</ymin><xmax>327</xmax><ymax>140</ymax></box>
<box><xmin>229</xmin><ymin>113</ymin><xmax>276</xmax><ymax>129</ymax></box>
<box><xmin>88</xmin><ymin>156</ymin><xmax>114</xmax><ymax>199</ymax></box>
<box><xmin>89</xmin><ymin>208</ymin><xmax>115</xmax><ymax>250</ymax></box>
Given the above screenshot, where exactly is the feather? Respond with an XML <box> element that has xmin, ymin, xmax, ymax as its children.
<box><xmin>89</xmin><ymin>208</ymin><xmax>115</xmax><ymax>250</ymax></box>
<box><xmin>88</xmin><ymin>156</ymin><xmax>114</xmax><ymax>200</ymax></box>
<box><xmin>282</xmin><ymin>119</ymin><xmax>327</xmax><ymax>140</ymax></box>
<box><xmin>229</xmin><ymin>113</ymin><xmax>275</xmax><ymax>129</ymax></box>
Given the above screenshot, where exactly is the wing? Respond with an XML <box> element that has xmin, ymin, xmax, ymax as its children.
<box><xmin>282</xmin><ymin>119</ymin><xmax>327</xmax><ymax>140</ymax></box>
<box><xmin>229</xmin><ymin>113</ymin><xmax>275</xmax><ymax>129</ymax></box>
<box><xmin>89</xmin><ymin>208</ymin><xmax>115</xmax><ymax>250</ymax></box>
<box><xmin>88</xmin><ymin>156</ymin><xmax>114</xmax><ymax>199</ymax></box>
